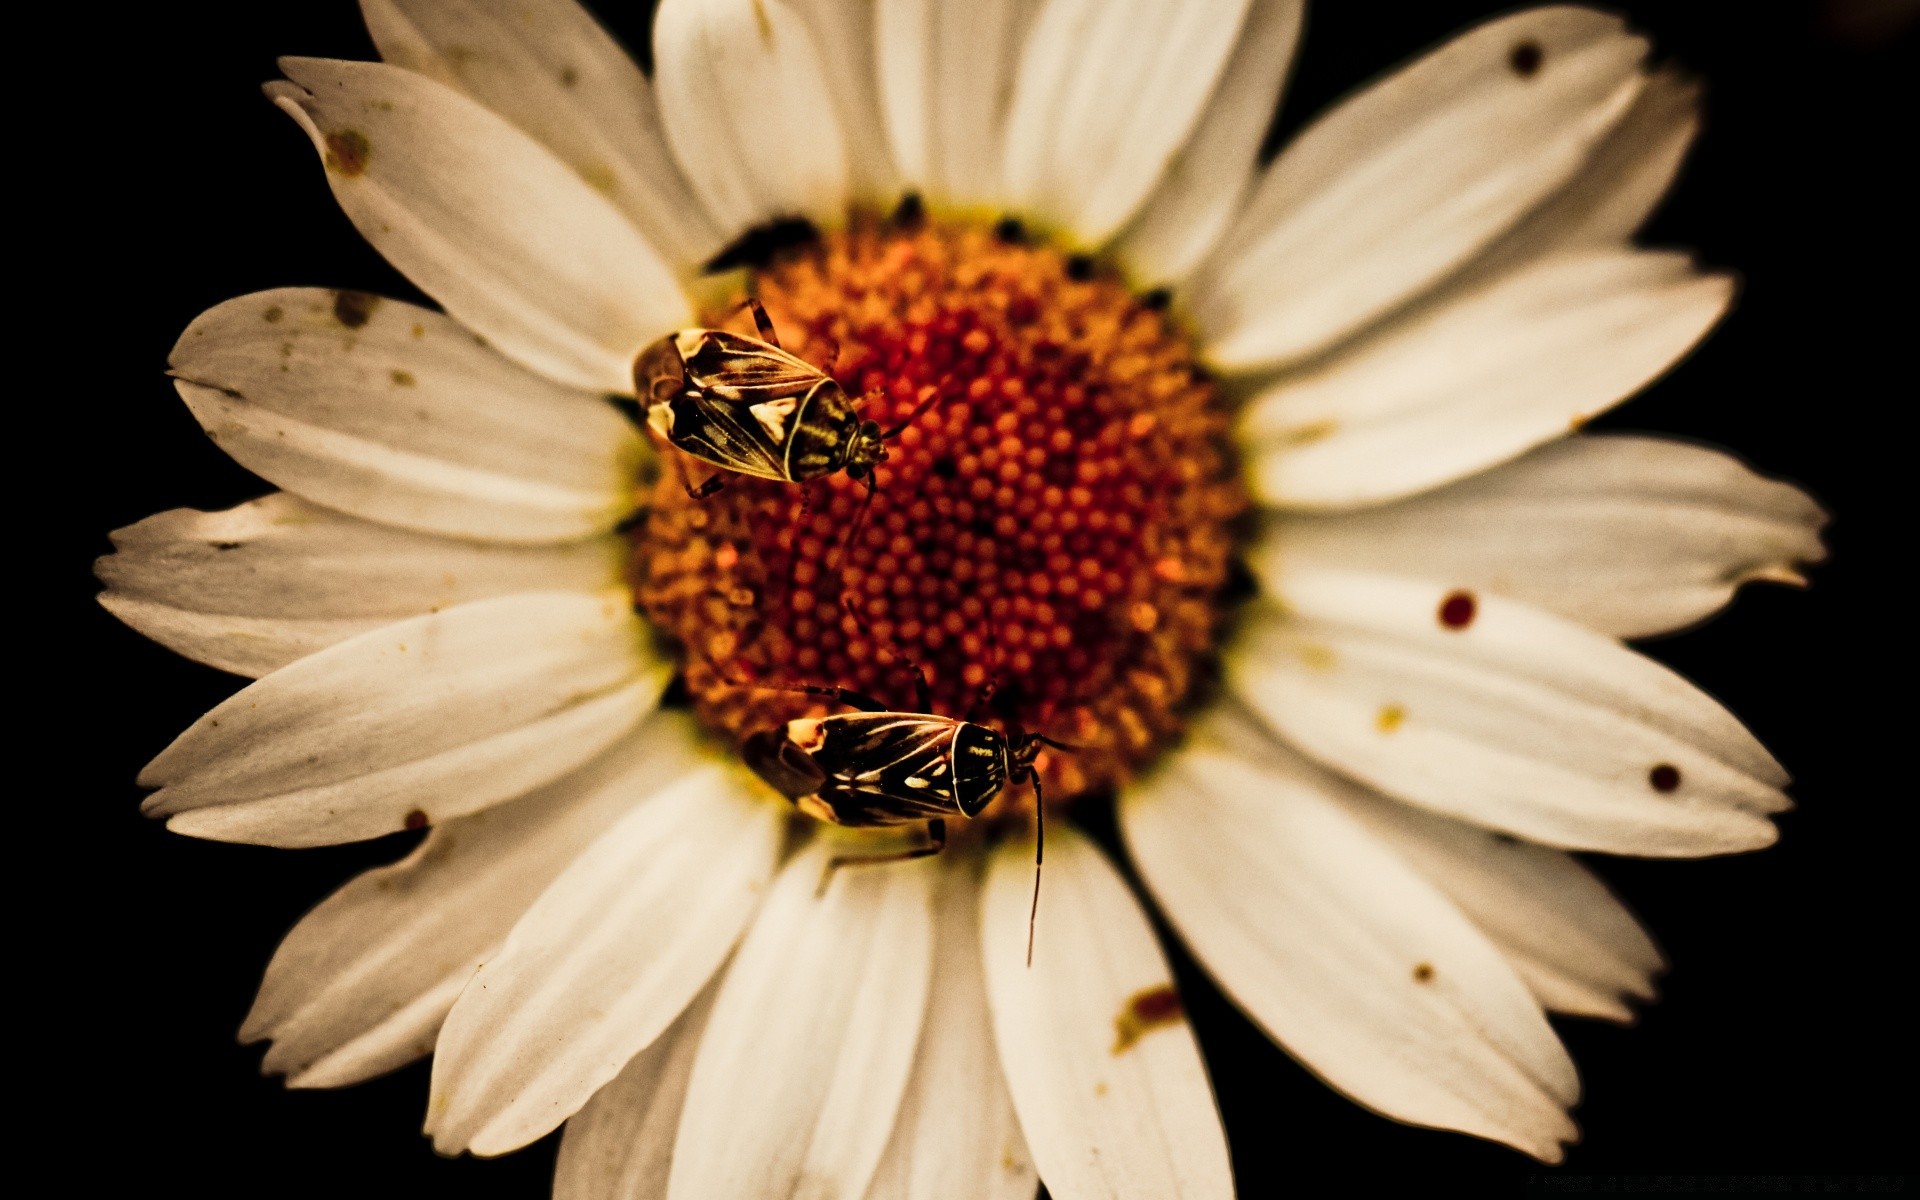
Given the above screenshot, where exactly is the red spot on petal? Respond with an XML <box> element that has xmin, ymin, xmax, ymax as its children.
<box><xmin>1112</xmin><ymin>984</ymin><xmax>1184</xmax><ymax>1055</ymax></box>
<box><xmin>1438</xmin><ymin>590</ymin><xmax>1477</xmax><ymax>630</ymax></box>
<box><xmin>1649</xmin><ymin>764</ymin><xmax>1682</xmax><ymax>793</ymax></box>
<box><xmin>404</xmin><ymin>809</ymin><xmax>429</xmax><ymax>831</ymax></box>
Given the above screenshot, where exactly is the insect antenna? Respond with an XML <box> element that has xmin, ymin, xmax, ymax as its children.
<box><xmin>1027</xmin><ymin>768</ymin><xmax>1045</xmax><ymax>968</ymax></box>
<box><xmin>877</xmin><ymin>386</ymin><xmax>948</xmax><ymax>441</ymax></box>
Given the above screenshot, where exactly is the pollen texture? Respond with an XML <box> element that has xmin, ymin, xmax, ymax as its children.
<box><xmin>632</xmin><ymin>218</ymin><xmax>1245</xmax><ymax>805</ymax></box>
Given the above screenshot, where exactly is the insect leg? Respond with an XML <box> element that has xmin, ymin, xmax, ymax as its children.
<box><xmin>839</xmin><ymin>595</ymin><xmax>933</xmax><ymax>712</ymax></box>
<box><xmin>816</xmin><ymin>819</ymin><xmax>947</xmax><ymax>896</ymax></box>
<box><xmin>669</xmin><ymin>450</ymin><xmax>729</xmax><ymax>500</ymax></box>
<box><xmin>822</xmin><ymin>474</ymin><xmax>878</xmax><ymax>586</ymax></box>
<box><xmin>963</xmin><ymin>679</ymin><xmax>999</xmax><ymax>725</ymax></box>
<box><xmin>742</xmin><ymin>297</ymin><xmax>780</xmax><ymax>347</ymax></box>
<box><xmin>705</xmin><ymin>661</ymin><xmax>896</xmax><ymax>713</ymax></box>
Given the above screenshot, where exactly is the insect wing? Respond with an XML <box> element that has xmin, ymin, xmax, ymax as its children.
<box><xmin>811</xmin><ymin>713</ymin><xmax>967</xmax><ymax>826</ymax></box>
<box><xmin>657</xmin><ymin>391</ymin><xmax>791</xmax><ymax>481</ymax></box>
<box><xmin>680</xmin><ymin>330</ymin><xmax>825</xmax><ymax>402</ymax></box>
<box><xmin>743</xmin><ymin>727</ymin><xmax>828</xmax><ymax>800</ymax></box>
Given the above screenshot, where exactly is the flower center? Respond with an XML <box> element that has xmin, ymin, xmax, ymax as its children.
<box><xmin>632</xmin><ymin>216</ymin><xmax>1244</xmax><ymax>810</ymax></box>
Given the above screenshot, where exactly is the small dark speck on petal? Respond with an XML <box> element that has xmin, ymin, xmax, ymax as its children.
<box><xmin>1509</xmin><ymin>41</ymin><xmax>1544</xmax><ymax>77</ymax></box>
<box><xmin>391</xmin><ymin>370</ymin><xmax>416</xmax><ymax>387</ymax></box>
<box><xmin>404</xmin><ymin>809</ymin><xmax>429</xmax><ymax>831</ymax></box>
<box><xmin>1649</xmin><ymin>763</ymin><xmax>1682</xmax><ymax>793</ymax></box>
<box><xmin>212</xmin><ymin>541</ymin><xmax>243</xmax><ymax>552</ymax></box>
<box><xmin>333</xmin><ymin>289</ymin><xmax>380</xmax><ymax>328</ymax></box>
<box><xmin>1438</xmin><ymin>589</ymin><xmax>1477</xmax><ymax>629</ymax></box>
<box><xmin>263</xmin><ymin>306</ymin><xmax>284</xmax><ymax>324</ymax></box>
<box><xmin>1413</xmin><ymin>962</ymin><xmax>1436</xmax><ymax>983</ymax></box>
<box><xmin>1066</xmin><ymin>254</ymin><xmax>1096</xmax><ymax>282</ymax></box>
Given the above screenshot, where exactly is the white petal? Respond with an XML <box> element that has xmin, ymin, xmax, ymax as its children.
<box><xmin>1330</xmin><ymin>784</ymin><xmax>1665</xmax><ymax>1023</ymax></box>
<box><xmin>1000</xmin><ymin>0</ymin><xmax>1254</xmax><ymax>245</ymax></box>
<box><xmin>1193</xmin><ymin>7</ymin><xmax>1648</xmax><ymax>368</ymax></box>
<box><xmin>667</xmin><ymin>839</ymin><xmax>936</xmax><ymax>1200</ymax></box>
<box><xmin>554</xmin><ymin>985</ymin><xmax>717</xmax><ymax>1200</ymax></box>
<box><xmin>243</xmin><ymin>713</ymin><xmax>712</xmax><ymax>1088</ymax></box>
<box><xmin>172</xmin><ymin>288</ymin><xmax>644</xmax><ymax>542</ymax></box>
<box><xmin>1239</xmin><ymin>250</ymin><xmax>1732</xmax><ymax>508</ymax></box>
<box><xmin>268</xmin><ymin>57</ymin><xmax>687</xmax><ymax>391</ymax></box>
<box><xmin>360</xmin><ymin>0</ymin><xmax>723</xmax><ymax>270</ymax></box>
<box><xmin>141</xmin><ymin>592</ymin><xmax>666</xmax><ymax>847</ymax></box>
<box><xmin>428</xmin><ymin>766</ymin><xmax>782</xmax><ymax>1155</ymax></box>
<box><xmin>1123</xmin><ymin>733</ymin><xmax>1579</xmax><ymax>1161</ymax></box>
<box><xmin>875</xmin><ymin>0</ymin><xmax>1038</xmax><ymax>208</ymax></box>
<box><xmin>1271</xmin><ymin>434</ymin><xmax>1828</xmax><ymax>638</ymax></box>
<box><xmin>1114</xmin><ymin>0</ymin><xmax>1305</xmax><ymax>284</ymax></box>
<box><xmin>981</xmin><ymin>826</ymin><xmax>1232</xmax><ymax>1200</ymax></box>
<box><xmin>653</xmin><ymin>0</ymin><xmax>851</xmax><ymax>238</ymax></box>
<box><xmin>785</xmin><ymin>0</ymin><xmax>899</xmax><ymax>199</ymax></box>
<box><xmin>1481</xmin><ymin>66</ymin><xmax>1702</xmax><ymax>270</ymax></box>
<box><xmin>97</xmin><ymin>493</ymin><xmax>625</xmax><ymax>677</ymax></box>
<box><xmin>1231</xmin><ymin>564</ymin><xmax>1788</xmax><ymax>855</ymax></box>
<box><xmin>864</xmin><ymin>862</ymin><xmax>1036</xmax><ymax>1200</ymax></box>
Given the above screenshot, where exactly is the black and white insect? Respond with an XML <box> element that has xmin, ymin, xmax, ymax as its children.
<box><xmin>634</xmin><ymin>299</ymin><xmax>937</xmax><ymax>500</ymax></box>
<box><xmin>734</xmin><ymin>614</ymin><xmax>1069</xmax><ymax>962</ymax></box>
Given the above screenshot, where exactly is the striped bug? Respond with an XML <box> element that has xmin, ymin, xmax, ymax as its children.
<box><xmin>634</xmin><ymin>299</ymin><xmax>939</xmax><ymax>500</ymax></box>
<box><xmin>734</xmin><ymin>602</ymin><xmax>1070</xmax><ymax>962</ymax></box>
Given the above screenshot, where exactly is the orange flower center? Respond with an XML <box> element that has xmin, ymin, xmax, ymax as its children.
<box><xmin>632</xmin><ymin>215</ymin><xmax>1245</xmax><ymax>808</ymax></box>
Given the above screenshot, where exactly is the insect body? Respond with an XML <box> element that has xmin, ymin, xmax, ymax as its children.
<box><xmin>737</xmin><ymin>659</ymin><xmax>1067</xmax><ymax>963</ymax></box>
<box><xmin>635</xmin><ymin>300</ymin><xmax>895</xmax><ymax>499</ymax></box>
<box><xmin>744</xmin><ymin>698</ymin><xmax>1046</xmax><ymax>844</ymax></box>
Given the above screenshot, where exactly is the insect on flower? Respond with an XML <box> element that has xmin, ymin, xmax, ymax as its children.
<box><xmin>735</xmin><ymin>602</ymin><xmax>1071</xmax><ymax>963</ymax></box>
<box><xmin>633</xmin><ymin>298</ymin><xmax>939</xmax><ymax>501</ymax></box>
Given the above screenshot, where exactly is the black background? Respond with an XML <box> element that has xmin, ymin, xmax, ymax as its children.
<box><xmin>49</xmin><ymin>1</ymin><xmax>1912</xmax><ymax>1195</ymax></box>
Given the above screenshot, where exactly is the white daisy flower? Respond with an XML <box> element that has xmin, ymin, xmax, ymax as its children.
<box><xmin>103</xmin><ymin>0</ymin><xmax>1829</xmax><ymax>1194</ymax></box>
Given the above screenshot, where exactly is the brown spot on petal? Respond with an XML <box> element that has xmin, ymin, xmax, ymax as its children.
<box><xmin>1276</xmin><ymin>419</ymin><xmax>1338</xmax><ymax>447</ymax></box>
<box><xmin>404</xmin><ymin>809</ymin><xmax>429</xmax><ymax>831</ymax></box>
<box><xmin>391</xmin><ymin>370</ymin><xmax>416</xmax><ymax>387</ymax></box>
<box><xmin>559</xmin><ymin>65</ymin><xmax>579</xmax><ymax>88</ymax></box>
<box><xmin>1112</xmin><ymin>984</ymin><xmax>1183</xmax><ymax>1055</ymax></box>
<box><xmin>1413</xmin><ymin>962</ymin><xmax>1436</xmax><ymax>983</ymax></box>
<box><xmin>324</xmin><ymin>129</ymin><xmax>371</xmax><ymax>176</ymax></box>
<box><xmin>333</xmin><ymin>290</ymin><xmax>380</xmax><ymax>329</ymax></box>
<box><xmin>1649</xmin><ymin>763</ymin><xmax>1682</xmax><ymax>793</ymax></box>
<box><xmin>1376</xmin><ymin>704</ymin><xmax>1406</xmax><ymax>733</ymax></box>
<box><xmin>1509</xmin><ymin>41</ymin><xmax>1544</xmax><ymax>77</ymax></box>
<box><xmin>263</xmin><ymin>306</ymin><xmax>284</xmax><ymax>324</ymax></box>
<box><xmin>1438</xmin><ymin>589</ymin><xmax>1477</xmax><ymax>630</ymax></box>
